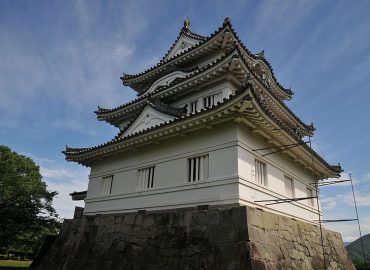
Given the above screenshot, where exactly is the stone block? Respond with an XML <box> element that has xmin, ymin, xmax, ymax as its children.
<box><xmin>33</xmin><ymin>206</ymin><xmax>355</xmax><ymax>270</ymax></box>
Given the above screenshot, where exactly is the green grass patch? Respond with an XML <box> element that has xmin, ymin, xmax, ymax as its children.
<box><xmin>0</xmin><ymin>260</ymin><xmax>31</xmax><ymax>267</ymax></box>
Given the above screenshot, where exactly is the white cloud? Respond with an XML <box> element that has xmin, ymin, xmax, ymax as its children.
<box><xmin>40</xmin><ymin>166</ymin><xmax>86</xmax><ymax>182</ymax></box>
<box><xmin>31</xmin><ymin>153</ymin><xmax>90</xmax><ymax>219</ymax></box>
<box><xmin>51</xmin><ymin>117</ymin><xmax>102</xmax><ymax>137</ymax></box>
<box><xmin>320</xmin><ymin>171</ymin><xmax>370</xmax><ymax>241</ymax></box>
<box><xmin>0</xmin><ymin>1</ymin><xmax>147</xmax><ymax>136</ymax></box>
<box><xmin>324</xmin><ymin>216</ymin><xmax>370</xmax><ymax>242</ymax></box>
<box><xmin>46</xmin><ymin>177</ymin><xmax>86</xmax><ymax>220</ymax></box>
<box><xmin>321</xmin><ymin>190</ymin><xmax>370</xmax><ymax>211</ymax></box>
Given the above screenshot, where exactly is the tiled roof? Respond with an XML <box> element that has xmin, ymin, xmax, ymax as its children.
<box><xmin>65</xmin><ymin>86</ymin><xmax>248</xmax><ymax>157</ymax></box>
<box><xmin>112</xmin><ymin>98</ymin><xmax>187</xmax><ymax>140</ymax></box>
<box><xmin>98</xmin><ymin>47</ymin><xmax>314</xmax><ymax>135</ymax></box>
<box><xmin>121</xmin><ymin>18</ymin><xmax>292</xmax><ymax>98</ymax></box>
<box><xmin>247</xmin><ymin>84</ymin><xmax>341</xmax><ymax>176</ymax></box>
<box><xmin>64</xmin><ymin>83</ymin><xmax>341</xmax><ymax>177</ymax></box>
<box><xmin>160</xmin><ymin>26</ymin><xmax>208</xmax><ymax>63</ymax></box>
<box><xmin>147</xmin><ymin>98</ymin><xmax>186</xmax><ymax>117</ymax></box>
<box><xmin>69</xmin><ymin>190</ymin><xmax>87</xmax><ymax>201</ymax></box>
<box><xmin>96</xmin><ymin>51</ymin><xmax>233</xmax><ymax>119</ymax></box>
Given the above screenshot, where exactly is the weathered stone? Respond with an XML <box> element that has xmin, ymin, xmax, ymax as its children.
<box><xmin>32</xmin><ymin>206</ymin><xmax>355</xmax><ymax>270</ymax></box>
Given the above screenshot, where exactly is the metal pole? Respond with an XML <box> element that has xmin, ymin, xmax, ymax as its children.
<box><xmin>350</xmin><ymin>173</ymin><xmax>366</xmax><ymax>261</ymax></box>
<box><xmin>309</xmin><ymin>136</ymin><xmax>327</xmax><ymax>270</ymax></box>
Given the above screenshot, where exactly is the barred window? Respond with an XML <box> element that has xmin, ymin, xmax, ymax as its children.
<box><xmin>284</xmin><ymin>176</ymin><xmax>295</xmax><ymax>198</ymax></box>
<box><xmin>188</xmin><ymin>100</ymin><xmax>198</xmax><ymax>114</ymax></box>
<box><xmin>203</xmin><ymin>92</ymin><xmax>222</xmax><ymax>108</ymax></box>
<box><xmin>188</xmin><ymin>155</ymin><xmax>209</xmax><ymax>182</ymax></box>
<box><xmin>101</xmin><ymin>175</ymin><xmax>113</xmax><ymax>195</ymax></box>
<box><xmin>306</xmin><ymin>187</ymin><xmax>315</xmax><ymax>207</ymax></box>
<box><xmin>255</xmin><ymin>160</ymin><xmax>267</xmax><ymax>186</ymax></box>
<box><xmin>138</xmin><ymin>166</ymin><xmax>155</xmax><ymax>190</ymax></box>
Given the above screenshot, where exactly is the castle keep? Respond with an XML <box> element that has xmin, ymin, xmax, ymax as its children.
<box><xmin>32</xmin><ymin>18</ymin><xmax>354</xmax><ymax>270</ymax></box>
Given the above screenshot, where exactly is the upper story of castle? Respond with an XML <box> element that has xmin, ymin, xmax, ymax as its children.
<box><xmin>63</xmin><ymin>18</ymin><xmax>341</xmax><ymax>180</ymax></box>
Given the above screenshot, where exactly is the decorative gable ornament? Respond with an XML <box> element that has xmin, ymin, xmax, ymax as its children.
<box><xmin>164</xmin><ymin>36</ymin><xmax>201</xmax><ymax>61</ymax></box>
<box><xmin>122</xmin><ymin>106</ymin><xmax>175</xmax><ymax>138</ymax></box>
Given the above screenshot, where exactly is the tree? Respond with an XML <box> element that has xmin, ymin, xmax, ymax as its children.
<box><xmin>353</xmin><ymin>259</ymin><xmax>370</xmax><ymax>270</ymax></box>
<box><xmin>0</xmin><ymin>145</ymin><xmax>60</xmax><ymax>258</ymax></box>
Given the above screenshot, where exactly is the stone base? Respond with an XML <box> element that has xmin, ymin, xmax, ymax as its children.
<box><xmin>32</xmin><ymin>206</ymin><xmax>354</xmax><ymax>270</ymax></box>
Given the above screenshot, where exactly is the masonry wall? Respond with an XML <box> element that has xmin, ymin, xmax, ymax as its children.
<box><xmin>33</xmin><ymin>206</ymin><xmax>355</xmax><ymax>270</ymax></box>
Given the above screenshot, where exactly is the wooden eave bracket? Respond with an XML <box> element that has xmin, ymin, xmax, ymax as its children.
<box><xmin>221</xmin><ymin>30</ymin><xmax>231</xmax><ymax>50</ymax></box>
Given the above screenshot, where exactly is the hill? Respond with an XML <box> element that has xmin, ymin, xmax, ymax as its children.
<box><xmin>346</xmin><ymin>234</ymin><xmax>370</xmax><ymax>262</ymax></box>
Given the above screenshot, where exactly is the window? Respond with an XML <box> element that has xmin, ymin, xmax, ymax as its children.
<box><xmin>138</xmin><ymin>166</ymin><xmax>155</xmax><ymax>190</ymax></box>
<box><xmin>188</xmin><ymin>100</ymin><xmax>198</xmax><ymax>114</ymax></box>
<box><xmin>203</xmin><ymin>92</ymin><xmax>222</xmax><ymax>108</ymax></box>
<box><xmin>188</xmin><ymin>155</ymin><xmax>209</xmax><ymax>182</ymax></box>
<box><xmin>284</xmin><ymin>176</ymin><xmax>295</xmax><ymax>198</ymax></box>
<box><xmin>306</xmin><ymin>187</ymin><xmax>315</xmax><ymax>207</ymax></box>
<box><xmin>101</xmin><ymin>175</ymin><xmax>113</xmax><ymax>195</ymax></box>
<box><xmin>255</xmin><ymin>160</ymin><xmax>267</xmax><ymax>186</ymax></box>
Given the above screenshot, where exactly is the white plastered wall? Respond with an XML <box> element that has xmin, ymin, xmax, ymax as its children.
<box><xmin>85</xmin><ymin>123</ymin><xmax>240</xmax><ymax>215</ymax></box>
<box><xmin>85</xmin><ymin>120</ymin><xmax>320</xmax><ymax>222</ymax></box>
<box><xmin>236</xmin><ymin>124</ymin><xmax>319</xmax><ymax>222</ymax></box>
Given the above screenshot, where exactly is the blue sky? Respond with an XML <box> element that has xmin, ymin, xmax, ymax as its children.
<box><xmin>1</xmin><ymin>0</ymin><xmax>369</xmax><ymax>242</ymax></box>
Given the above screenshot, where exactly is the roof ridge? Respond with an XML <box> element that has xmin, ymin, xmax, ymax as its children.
<box><xmin>159</xmin><ymin>24</ymin><xmax>208</xmax><ymax>64</ymax></box>
<box><xmin>120</xmin><ymin>19</ymin><xmax>229</xmax><ymax>83</ymax></box>
<box><xmin>224</xmin><ymin>21</ymin><xmax>293</xmax><ymax>97</ymax></box>
<box><xmin>232</xmin><ymin>47</ymin><xmax>313</xmax><ymax>133</ymax></box>
<box><xmin>248</xmin><ymin>86</ymin><xmax>341</xmax><ymax>175</ymax></box>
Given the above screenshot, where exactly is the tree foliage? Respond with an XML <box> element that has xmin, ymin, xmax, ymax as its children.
<box><xmin>353</xmin><ymin>259</ymin><xmax>370</xmax><ymax>270</ymax></box>
<box><xmin>0</xmin><ymin>145</ymin><xmax>60</xmax><ymax>257</ymax></box>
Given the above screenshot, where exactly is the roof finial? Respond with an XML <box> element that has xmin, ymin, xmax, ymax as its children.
<box><xmin>224</xmin><ymin>17</ymin><xmax>230</xmax><ymax>25</ymax></box>
<box><xmin>184</xmin><ymin>16</ymin><xmax>190</xmax><ymax>30</ymax></box>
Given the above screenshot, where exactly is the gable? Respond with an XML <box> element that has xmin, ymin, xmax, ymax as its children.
<box><xmin>122</xmin><ymin>106</ymin><xmax>176</xmax><ymax>138</ymax></box>
<box><xmin>164</xmin><ymin>34</ymin><xmax>201</xmax><ymax>61</ymax></box>
<box><xmin>143</xmin><ymin>70</ymin><xmax>190</xmax><ymax>96</ymax></box>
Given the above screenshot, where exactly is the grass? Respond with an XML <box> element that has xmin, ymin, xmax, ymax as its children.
<box><xmin>0</xmin><ymin>260</ymin><xmax>31</xmax><ymax>267</ymax></box>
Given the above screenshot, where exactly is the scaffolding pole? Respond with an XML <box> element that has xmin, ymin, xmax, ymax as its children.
<box><xmin>308</xmin><ymin>136</ymin><xmax>327</xmax><ymax>270</ymax></box>
<box><xmin>350</xmin><ymin>173</ymin><xmax>366</xmax><ymax>261</ymax></box>
<box><xmin>251</xmin><ymin>128</ymin><xmax>363</xmax><ymax>267</ymax></box>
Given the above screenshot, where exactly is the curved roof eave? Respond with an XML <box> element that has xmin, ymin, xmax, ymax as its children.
<box><xmin>63</xmin><ymin>85</ymin><xmax>251</xmax><ymax>163</ymax></box>
<box><xmin>96</xmin><ymin>48</ymin><xmax>242</xmax><ymax>125</ymax></box>
<box><xmin>120</xmin><ymin>19</ymin><xmax>233</xmax><ymax>90</ymax></box>
<box><xmin>245</xmin><ymin>87</ymin><xmax>341</xmax><ymax>178</ymax></box>
<box><xmin>99</xmin><ymin>47</ymin><xmax>314</xmax><ymax>135</ymax></box>
<box><xmin>121</xmin><ymin>18</ymin><xmax>293</xmax><ymax>101</ymax></box>
<box><xmin>65</xmin><ymin>84</ymin><xmax>341</xmax><ymax>178</ymax></box>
